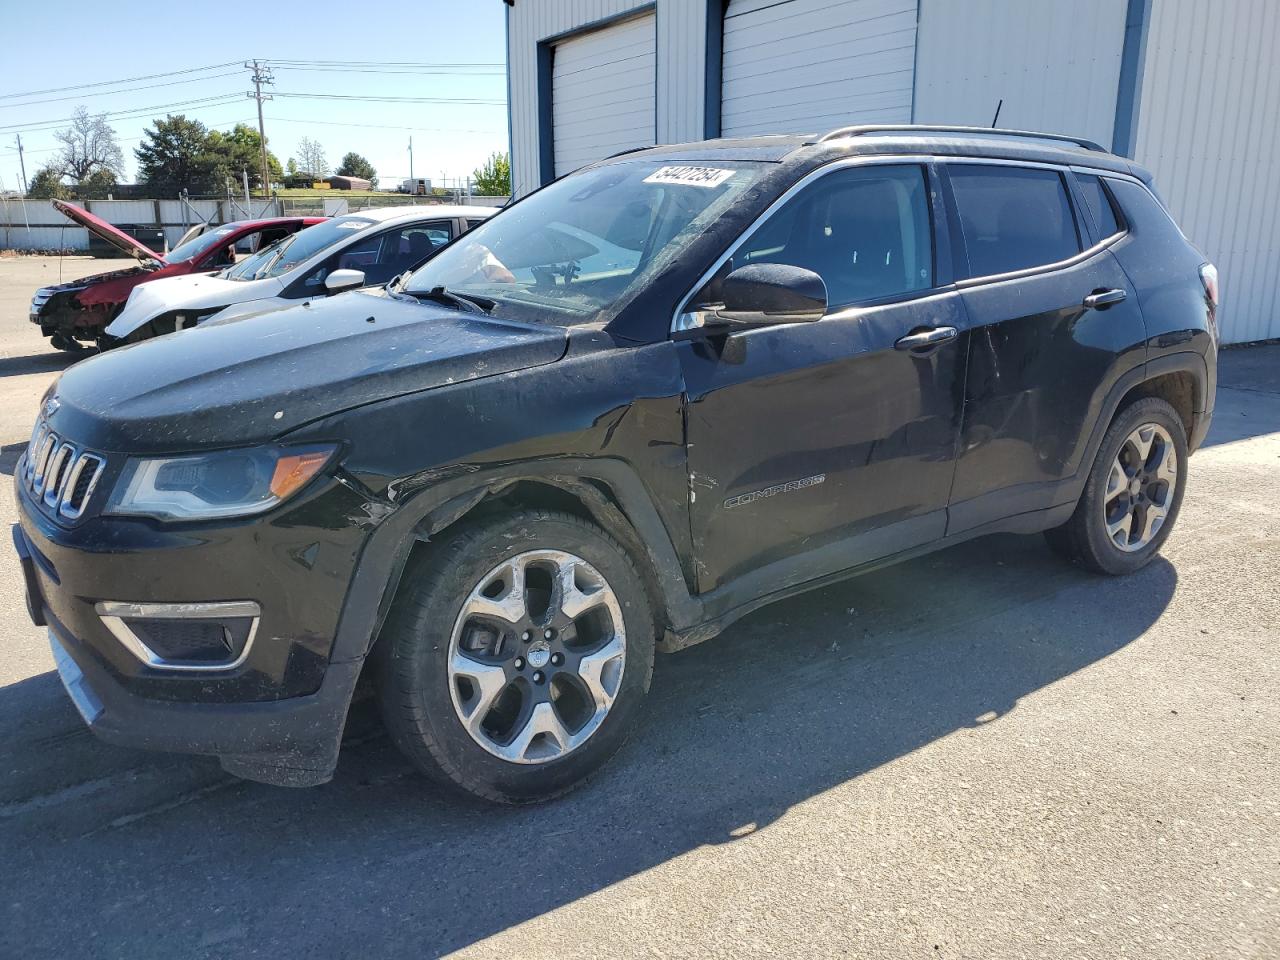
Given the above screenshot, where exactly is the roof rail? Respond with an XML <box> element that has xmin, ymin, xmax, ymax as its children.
<box><xmin>816</xmin><ymin>124</ymin><xmax>1107</xmax><ymax>152</ymax></box>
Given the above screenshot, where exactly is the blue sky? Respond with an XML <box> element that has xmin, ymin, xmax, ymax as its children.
<box><xmin>0</xmin><ymin>0</ymin><xmax>508</xmax><ymax>192</ymax></box>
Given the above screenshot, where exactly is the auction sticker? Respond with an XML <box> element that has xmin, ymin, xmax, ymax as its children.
<box><xmin>642</xmin><ymin>166</ymin><xmax>735</xmax><ymax>188</ymax></box>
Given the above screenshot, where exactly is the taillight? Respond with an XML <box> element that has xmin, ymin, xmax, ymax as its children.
<box><xmin>1199</xmin><ymin>263</ymin><xmax>1219</xmax><ymax>342</ymax></box>
<box><xmin>1200</xmin><ymin>263</ymin><xmax>1219</xmax><ymax>311</ymax></box>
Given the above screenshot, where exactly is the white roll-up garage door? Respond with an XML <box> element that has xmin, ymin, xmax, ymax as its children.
<box><xmin>720</xmin><ymin>0</ymin><xmax>918</xmax><ymax>138</ymax></box>
<box><xmin>552</xmin><ymin>12</ymin><xmax>656</xmax><ymax>178</ymax></box>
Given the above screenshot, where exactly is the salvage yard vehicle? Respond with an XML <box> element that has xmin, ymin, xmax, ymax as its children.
<box><xmin>102</xmin><ymin>205</ymin><xmax>498</xmax><ymax>346</ymax></box>
<box><xmin>28</xmin><ymin>200</ymin><xmax>324</xmax><ymax>351</ymax></box>
<box><xmin>14</xmin><ymin>126</ymin><xmax>1218</xmax><ymax>804</ymax></box>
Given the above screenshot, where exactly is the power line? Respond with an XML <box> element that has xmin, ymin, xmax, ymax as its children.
<box><xmin>0</xmin><ymin>61</ymin><xmax>243</xmax><ymax>101</ymax></box>
<box><xmin>0</xmin><ymin>71</ymin><xmax>246</xmax><ymax>110</ymax></box>
<box><xmin>265</xmin><ymin>115</ymin><xmax>504</xmax><ymax>136</ymax></box>
<box><xmin>272</xmin><ymin>92</ymin><xmax>506</xmax><ymax>105</ymax></box>
<box><xmin>0</xmin><ymin>94</ymin><xmax>244</xmax><ymax>134</ymax></box>
<box><xmin>271</xmin><ymin>65</ymin><xmax>506</xmax><ymax>76</ymax></box>
<box><xmin>268</xmin><ymin>59</ymin><xmax>503</xmax><ymax>68</ymax></box>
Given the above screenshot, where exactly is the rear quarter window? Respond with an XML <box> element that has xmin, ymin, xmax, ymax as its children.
<box><xmin>949</xmin><ymin>165</ymin><xmax>1081</xmax><ymax>278</ymax></box>
<box><xmin>1076</xmin><ymin>174</ymin><xmax>1122</xmax><ymax>239</ymax></box>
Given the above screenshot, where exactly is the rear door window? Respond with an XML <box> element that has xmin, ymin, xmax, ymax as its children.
<box><xmin>949</xmin><ymin>165</ymin><xmax>1081</xmax><ymax>278</ymax></box>
<box><xmin>1075</xmin><ymin>174</ymin><xmax>1122</xmax><ymax>239</ymax></box>
<box><xmin>732</xmin><ymin>164</ymin><xmax>934</xmax><ymax>308</ymax></box>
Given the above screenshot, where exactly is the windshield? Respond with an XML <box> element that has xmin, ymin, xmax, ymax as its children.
<box><xmin>241</xmin><ymin>216</ymin><xmax>373</xmax><ymax>280</ymax></box>
<box><xmin>222</xmin><ymin>236</ymin><xmax>288</xmax><ymax>281</ymax></box>
<box><xmin>164</xmin><ymin>226</ymin><xmax>239</xmax><ymax>264</ymax></box>
<box><xmin>403</xmin><ymin>161</ymin><xmax>766</xmax><ymax>325</ymax></box>
<box><xmin>223</xmin><ymin>216</ymin><xmax>374</xmax><ymax>281</ymax></box>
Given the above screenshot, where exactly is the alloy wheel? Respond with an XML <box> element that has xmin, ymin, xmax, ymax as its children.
<box><xmin>447</xmin><ymin>549</ymin><xmax>626</xmax><ymax>763</ymax></box>
<box><xmin>1103</xmin><ymin>422</ymin><xmax>1177</xmax><ymax>552</ymax></box>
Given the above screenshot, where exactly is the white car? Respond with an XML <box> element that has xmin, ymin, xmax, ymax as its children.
<box><xmin>104</xmin><ymin>205</ymin><xmax>498</xmax><ymax>345</ymax></box>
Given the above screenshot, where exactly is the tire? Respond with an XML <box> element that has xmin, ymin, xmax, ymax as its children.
<box><xmin>48</xmin><ymin>331</ymin><xmax>91</xmax><ymax>353</ymax></box>
<box><xmin>376</xmin><ymin>508</ymin><xmax>655</xmax><ymax>803</ymax></box>
<box><xmin>1045</xmin><ymin>397</ymin><xmax>1188</xmax><ymax>575</ymax></box>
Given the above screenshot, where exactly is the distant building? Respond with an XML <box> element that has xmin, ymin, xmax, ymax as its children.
<box><xmin>325</xmin><ymin>175</ymin><xmax>372</xmax><ymax>191</ymax></box>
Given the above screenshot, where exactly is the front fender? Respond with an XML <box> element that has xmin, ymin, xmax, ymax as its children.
<box><xmin>285</xmin><ymin>336</ymin><xmax>700</xmax><ymax>664</ymax></box>
<box><xmin>321</xmin><ymin>458</ymin><xmax>704</xmax><ymax>666</ymax></box>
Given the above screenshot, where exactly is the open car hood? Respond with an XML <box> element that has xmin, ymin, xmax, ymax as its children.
<box><xmin>52</xmin><ymin>199</ymin><xmax>164</xmax><ymax>264</ymax></box>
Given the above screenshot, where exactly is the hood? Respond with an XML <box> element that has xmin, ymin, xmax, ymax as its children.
<box><xmin>52</xmin><ymin>199</ymin><xmax>164</xmax><ymax>264</ymax></box>
<box><xmin>48</xmin><ymin>291</ymin><xmax>569</xmax><ymax>453</ymax></box>
<box><xmin>37</xmin><ymin>264</ymin><xmax>151</xmax><ymax>296</ymax></box>
<box><xmin>104</xmin><ymin>273</ymin><xmax>280</xmax><ymax>338</ymax></box>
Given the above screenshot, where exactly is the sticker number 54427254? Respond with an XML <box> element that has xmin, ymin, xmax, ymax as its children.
<box><xmin>642</xmin><ymin>166</ymin><xmax>736</xmax><ymax>189</ymax></box>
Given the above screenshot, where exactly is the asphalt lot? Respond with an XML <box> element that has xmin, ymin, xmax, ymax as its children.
<box><xmin>0</xmin><ymin>255</ymin><xmax>1277</xmax><ymax>959</ymax></box>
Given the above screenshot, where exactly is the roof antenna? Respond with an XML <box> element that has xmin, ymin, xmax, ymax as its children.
<box><xmin>991</xmin><ymin>99</ymin><xmax>1004</xmax><ymax>128</ymax></box>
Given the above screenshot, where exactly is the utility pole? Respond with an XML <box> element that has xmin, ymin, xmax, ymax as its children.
<box><xmin>408</xmin><ymin>136</ymin><xmax>414</xmax><ymax>182</ymax></box>
<box><xmin>14</xmin><ymin>134</ymin><xmax>29</xmax><ymax>194</ymax></box>
<box><xmin>246</xmin><ymin>60</ymin><xmax>274</xmax><ymax>197</ymax></box>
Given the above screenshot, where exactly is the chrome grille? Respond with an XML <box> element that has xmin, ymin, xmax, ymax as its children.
<box><xmin>31</xmin><ymin>288</ymin><xmax>55</xmax><ymax>312</ymax></box>
<box><xmin>23</xmin><ymin>420</ymin><xmax>106</xmax><ymax>519</ymax></box>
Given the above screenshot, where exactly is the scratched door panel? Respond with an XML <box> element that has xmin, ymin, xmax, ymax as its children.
<box><xmin>677</xmin><ymin>290</ymin><xmax>967</xmax><ymax>592</ymax></box>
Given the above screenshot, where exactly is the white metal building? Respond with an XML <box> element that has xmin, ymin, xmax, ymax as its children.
<box><xmin>505</xmin><ymin>0</ymin><xmax>1279</xmax><ymax>344</ymax></box>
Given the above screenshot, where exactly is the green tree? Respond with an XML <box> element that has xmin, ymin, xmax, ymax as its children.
<box><xmin>27</xmin><ymin>165</ymin><xmax>70</xmax><ymax>200</ymax></box>
<box><xmin>212</xmin><ymin>123</ymin><xmax>282</xmax><ymax>189</ymax></box>
<box><xmin>283</xmin><ymin>157</ymin><xmax>309</xmax><ymax>188</ymax></box>
<box><xmin>471</xmin><ymin>151</ymin><xmax>510</xmax><ymax>196</ymax></box>
<box><xmin>135</xmin><ymin>115</ymin><xmax>225</xmax><ymax>196</ymax></box>
<box><xmin>74</xmin><ymin>167</ymin><xmax>118</xmax><ymax>200</ymax></box>
<box><xmin>335</xmin><ymin>151</ymin><xmax>378</xmax><ymax>187</ymax></box>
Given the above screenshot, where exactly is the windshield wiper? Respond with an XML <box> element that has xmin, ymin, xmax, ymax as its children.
<box><xmin>408</xmin><ymin>285</ymin><xmax>495</xmax><ymax>314</ymax></box>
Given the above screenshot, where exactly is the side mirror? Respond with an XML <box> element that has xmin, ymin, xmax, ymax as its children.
<box><xmin>696</xmin><ymin>263</ymin><xmax>827</xmax><ymax>329</ymax></box>
<box><xmin>324</xmin><ymin>268</ymin><xmax>366</xmax><ymax>294</ymax></box>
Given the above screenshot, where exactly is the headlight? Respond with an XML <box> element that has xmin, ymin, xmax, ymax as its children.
<box><xmin>106</xmin><ymin>444</ymin><xmax>337</xmax><ymax>520</ymax></box>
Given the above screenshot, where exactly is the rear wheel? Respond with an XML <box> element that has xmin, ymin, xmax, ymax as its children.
<box><xmin>1045</xmin><ymin>397</ymin><xmax>1188</xmax><ymax>575</ymax></box>
<box><xmin>377</xmin><ymin>509</ymin><xmax>655</xmax><ymax>803</ymax></box>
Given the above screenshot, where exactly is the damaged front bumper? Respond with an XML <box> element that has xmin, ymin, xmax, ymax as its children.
<box><xmin>45</xmin><ymin>618</ymin><xmax>362</xmax><ymax>787</ymax></box>
<box><xmin>12</xmin><ymin>462</ymin><xmax>379</xmax><ymax>787</ymax></box>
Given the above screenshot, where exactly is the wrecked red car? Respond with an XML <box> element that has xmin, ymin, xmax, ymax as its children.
<box><xmin>28</xmin><ymin>200</ymin><xmax>324</xmax><ymax>351</ymax></box>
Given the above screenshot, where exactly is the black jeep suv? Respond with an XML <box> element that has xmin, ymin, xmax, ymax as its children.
<box><xmin>14</xmin><ymin>126</ymin><xmax>1218</xmax><ymax>803</ymax></box>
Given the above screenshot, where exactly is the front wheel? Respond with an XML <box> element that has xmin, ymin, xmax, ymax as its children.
<box><xmin>48</xmin><ymin>331</ymin><xmax>92</xmax><ymax>353</ymax></box>
<box><xmin>377</xmin><ymin>509</ymin><xmax>655</xmax><ymax>803</ymax></box>
<box><xmin>1045</xmin><ymin>397</ymin><xmax>1188</xmax><ymax>575</ymax></box>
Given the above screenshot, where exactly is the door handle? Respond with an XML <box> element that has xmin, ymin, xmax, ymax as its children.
<box><xmin>894</xmin><ymin>326</ymin><xmax>958</xmax><ymax>354</ymax></box>
<box><xmin>1083</xmin><ymin>288</ymin><xmax>1127</xmax><ymax>309</ymax></box>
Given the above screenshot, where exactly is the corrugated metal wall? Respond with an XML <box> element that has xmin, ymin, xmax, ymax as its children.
<box><xmin>506</xmin><ymin>0</ymin><xmax>707</xmax><ymax>196</ymax></box>
<box><xmin>551</xmin><ymin>12</ymin><xmax>657</xmax><ymax>176</ymax></box>
<box><xmin>913</xmin><ymin>0</ymin><xmax>1127</xmax><ymax>150</ymax></box>
<box><xmin>1134</xmin><ymin>0</ymin><xmax>1280</xmax><ymax>344</ymax></box>
<box><xmin>719</xmin><ymin>0</ymin><xmax>917</xmax><ymax>137</ymax></box>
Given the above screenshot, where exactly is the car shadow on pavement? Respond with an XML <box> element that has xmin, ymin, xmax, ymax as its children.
<box><xmin>1</xmin><ymin>442</ymin><xmax>30</xmax><ymax>477</ymax></box>
<box><xmin>1199</xmin><ymin>344</ymin><xmax>1280</xmax><ymax>448</ymax></box>
<box><xmin>0</xmin><ymin>350</ymin><xmax>87</xmax><ymax>379</ymax></box>
<box><xmin>0</xmin><ymin>533</ymin><xmax>1176</xmax><ymax>959</ymax></box>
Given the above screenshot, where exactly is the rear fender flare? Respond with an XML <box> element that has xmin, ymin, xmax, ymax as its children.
<box><xmin>1073</xmin><ymin>350</ymin><xmax>1208</xmax><ymax>498</ymax></box>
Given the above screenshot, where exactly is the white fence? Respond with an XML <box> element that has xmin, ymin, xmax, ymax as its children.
<box><xmin>0</xmin><ymin>194</ymin><xmax>510</xmax><ymax>252</ymax></box>
<box><xmin>0</xmin><ymin>197</ymin><xmax>285</xmax><ymax>252</ymax></box>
